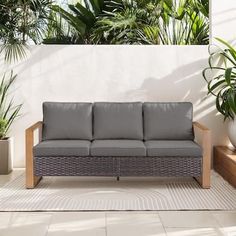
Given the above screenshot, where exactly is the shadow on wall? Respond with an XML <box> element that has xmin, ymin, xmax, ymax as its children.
<box><xmin>16</xmin><ymin>45</ymin><xmax>67</xmax><ymax>76</ymax></box>
<box><xmin>120</xmin><ymin>59</ymin><xmax>229</xmax><ymax>146</ymax></box>
<box><xmin>0</xmin><ymin>45</ymin><xmax>65</xmax><ymax>71</ymax></box>
<box><xmin>213</xmin><ymin>7</ymin><xmax>236</xmax><ymax>26</ymax></box>
<box><xmin>214</xmin><ymin>8</ymin><xmax>236</xmax><ymax>16</ymax></box>
<box><xmin>14</xmin><ymin>45</ymin><xmax>97</xmax><ymax>82</ymax></box>
<box><xmin>123</xmin><ymin>59</ymin><xmax>206</xmax><ymax>101</ymax></box>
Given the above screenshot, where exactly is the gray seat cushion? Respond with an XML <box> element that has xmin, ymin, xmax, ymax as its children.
<box><xmin>93</xmin><ymin>102</ymin><xmax>143</xmax><ymax>140</ymax></box>
<box><xmin>33</xmin><ymin>140</ymin><xmax>90</xmax><ymax>157</ymax></box>
<box><xmin>91</xmin><ymin>140</ymin><xmax>146</xmax><ymax>156</ymax></box>
<box><xmin>143</xmin><ymin>102</ymin><xmax>194</xmax><ymax>140</ymax></box>
<box><xmin>145</xmin><ymin>140</ymin><xmax>202</xmax><ymax>157</ymax></box>
<box><xmin>42</xmin><ymin>102</ymin><xmax>92</xmax><ymax>140</ymax></box>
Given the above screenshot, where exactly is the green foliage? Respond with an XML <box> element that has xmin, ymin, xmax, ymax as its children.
<box><xmin>0</xmin><ymin>118</ymin><xmax>8</xmax><ymax>139</ymax></box>
<box><xmin>203</xmin><ymin>38</ymin><xmax>236</xmax><ymax>120</ymax></box>
<box><xmin>91</xmin><ymin>0</ymin><xmax>161</xmax><ymax>44</ymax></box>
<box><xmin>0</xmin><ymin>0</ymin><xmax>210</xmax><ymax>47</ymax></box>
<box><xmin>45</xmin><ymin>0</ymin><xmax>107</xmax><ymax>44</ymax></box>
<box><xmin>91</xmin><ymin>0</ymin><xmax>209</xmax><ymax>45</ymax></box>
<box><xmin>47</xmin><ymin>0</ymin><xmax>209</xmax><ymax>45</ymax></box>
<box><xmin>0</xmin><ymin>0</ymin><xmax>52</xmax><ymax>63</ymax></box>
<box><xmin>0</xmin><ymin>71</ymin><xmax>22</xmax><ymax>139</ymax></box>
<box><xmin>157</xmin><ymin>0</ymin><xmax>209</xmax><ymax>45</ymax></box>
<box><xmin>43</xmin><ymin>7</ymin><xmax>82</xmax><ymax>44</ymax></box>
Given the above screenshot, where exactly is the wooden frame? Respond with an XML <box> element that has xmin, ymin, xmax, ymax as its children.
<box><xmin>25</xmin><ymin>121</ymin><xmax>43</xmax><ymax>189</ymax></box>
<box><xmin>193</xmin><ymin>122</ymin><xmax>211</xmax><ymax>188</ymax></box>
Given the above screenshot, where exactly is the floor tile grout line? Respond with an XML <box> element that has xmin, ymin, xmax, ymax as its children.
<box><xmin>210</xmin><ymin>211</ymin><xmax>235</xmax><ymax>229</ymax></box>
<box><xmin>44</xmin><ymin>212</ymin><xmax>53</xmax><ymax>236</ymax></box>
<box><xmin>209</xmin><ymin>211</ymin><xmax>226</xmax><ymax>228</ymax></box>
<box><xmin>157</xmin><ymin>212</ymin><xmax>168</xmax><ymax>235</ymax></box>
<box><xmin>0</xmin><ymin>211</ymin><xmax>235</xmax><ymax>235</ymax></box>
<box><xmin>105</xmin><ymin>212</ymin><xmax>108</xmax><ymax>236</ymax></box>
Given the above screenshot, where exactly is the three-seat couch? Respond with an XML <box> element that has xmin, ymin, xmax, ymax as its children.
<box><xmin>25</xmin><ymin>102</ymin><xmax>211</xmax><ymax>189</ymax></box>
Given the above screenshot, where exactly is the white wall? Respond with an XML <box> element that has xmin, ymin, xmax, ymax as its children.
<box><xmin>212</xmin><ymin>0</ymin><xmax>236</xmax><ymax>43</ymax></box>
<box><xmin>3</xmin><ymin>0</ymin><xmax>236</xmax><ymax>168</ymax></box>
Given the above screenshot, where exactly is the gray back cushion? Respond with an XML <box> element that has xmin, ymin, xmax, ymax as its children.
<box><xmin>93</xmin><ymin>102</ymin><xmax>143</xmax><ymax>140</ymax></box>
<box><xmin>143</xmin><ymin>102</ymin><xmax>194</xmax><ymax>140</ymax></box>
<box><xmin>42</xmin><ymin>102</ymin><xmax>92</xmax><ymax>140</ymax></box>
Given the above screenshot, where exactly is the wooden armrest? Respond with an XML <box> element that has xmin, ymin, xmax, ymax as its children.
<box><xmin>193</xmin><ymin>122</ymin><xmax>211</xmax><ymax>149</ymax></box>
<box><xmin>25</xmin><ymin>121</ymin><xmax>43</xmax><ymax>189</ymax></box>
<box><xmin>193</xmin><ymin>122</ymin><xmax>209</xmax><ymax>131</ymax></box>
<box><xmin>26</xmin><ymin>121</ymin><xmax>43</xmax><ymax>133</ymax></box>
<box><xmin>193</xmin><ymin>122</ymin><xmax>211</xmax><ymax>188</ymax></box>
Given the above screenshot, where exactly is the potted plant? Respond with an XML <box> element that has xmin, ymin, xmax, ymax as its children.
<box><xmin>0</xmin><ymin>71</ymin><xmax>22</xmax><ymax>174</ymax></box>
<box><xmin>203</xmin><ymin>38</ymin><xmax>236</xmax><ymax>147</ymax></box>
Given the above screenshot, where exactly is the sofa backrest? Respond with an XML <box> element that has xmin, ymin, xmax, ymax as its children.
<box><xmin>143</xmin><ymin>102</ymin><xmax>194</xmax><ymax>140</ymax></box>
<box><xmin>42</xmin><ymin>102</ymin><xmax>93</xmax><ymax>140</ymax></box>
<box><xmin>93</xmin><ymin>102</ymin><xmax>143</xmax><ymax>140</ymax></box>
<box><xmin>42</xmin><ymin>102</ymin><xmax>194</xmax><ymax>141</ymax></box>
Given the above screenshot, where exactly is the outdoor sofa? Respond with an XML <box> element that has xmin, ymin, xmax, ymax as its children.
<box><xmin>25</xmin><ymin>102</ymin><xmax>211</xmax><ymax>189</ymax></box>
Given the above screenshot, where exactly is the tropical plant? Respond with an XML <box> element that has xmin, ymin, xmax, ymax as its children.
<box><xmin>47</xmin><ymin>0</ymin><xmax>109</xmax><ymax>44</ymax></box>
<box><xmin>0</xmin><ymin>0</ymin><xmax>209</xmax><ymax>47</ymax></box>
<box><xmin>157</xmin><ymin>0</ymin><xmax>209</xmax><ymax>45</ymax></box>
<box><xmin>91</xmin><ymin>0</ymin><xmax>161</xmax><ymax>44</ymax></box>
<box><xmin>91</xmin><ymin>0</ymin><xmax>209</xmax><ymax>45</ymax></box>
<box><xmin>43</xmin><ymin>9</ymin><xmax>79</xmax><ymax>44</ymax></box>
<box><xmin>0</xmin><ymin>71</ymin><xmax>22</xmax><ymax>139</ymax></box>
<box><xmin>203</xmin><ymin>38</ymin><xmax>236</xmax><ymax>120</ymax></box>
<box><xmin>0</xmin><ymin>0</ymin><xmax>52</xmax><ymax>63</ymax></box>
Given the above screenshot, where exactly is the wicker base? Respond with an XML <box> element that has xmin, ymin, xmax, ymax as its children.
<box><xmin>34</xmin><ymin>156</ymin><xmax>202</xmax><ymax>177</ymax></box>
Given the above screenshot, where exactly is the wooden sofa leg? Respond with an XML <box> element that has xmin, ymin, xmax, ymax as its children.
<box><xmin>26</xmin><ymin>174</ymin><xmax>42</xmax><ymax>189</ymax></box>
<box><xmin>26</xmin><ymin>149</ymin><xmax>42</xmax><ymax>189</ymax></box>
<box><xmin>195</xmin><ymin>150</ymin><xmax>211</xmax><ymax>189</ymax></box>
<box><xmin>195</xmin><ymin>172</ymin><xmax>210</xmax><ymax>189</ymax></box>
<box><xmin>194</xmin><ymin>153</ymin><xmax>211</xmax><ymax>189</ymax></box>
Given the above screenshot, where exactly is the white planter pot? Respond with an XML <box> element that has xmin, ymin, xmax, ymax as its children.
<box><xmin>0</xmin><ymin>138</ymin><xmax>13</xmax><ymax>174</ymax></box>
<box><xmin>228</xmin><ymin>119</ymin><xmax>236</xmax><ymax>148</ymax></box>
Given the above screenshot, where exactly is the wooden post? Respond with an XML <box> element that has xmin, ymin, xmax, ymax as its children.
<box><xmin>25</xmin><ymin>121</ymin><xmax>43</xmax><ymax>189</ymax></box>
<box><xmin>193</xmin><ymin>122</ymin><xmax>211</xmax><ymax>189</ymax></box>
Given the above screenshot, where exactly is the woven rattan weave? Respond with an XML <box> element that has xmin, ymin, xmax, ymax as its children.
<box><xmin>34</xmin><ymin>156</ymin><xmax>202</xmax><ymax>177</ymax></box>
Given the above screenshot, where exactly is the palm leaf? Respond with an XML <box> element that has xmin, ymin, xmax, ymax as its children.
<box><xmin>0</xmin><ymin>71</ymin><xmax>22</xmax><ymax>139</ymax></box>
<box><xmin>51</xmin><ymin>5</ymin><xmax>86</xmax><ymax>37</ymax></box>
<box><xmin>203</xmin><ymin>38</ymin><xmax>236</xmax><ymax>120</ymax></box>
